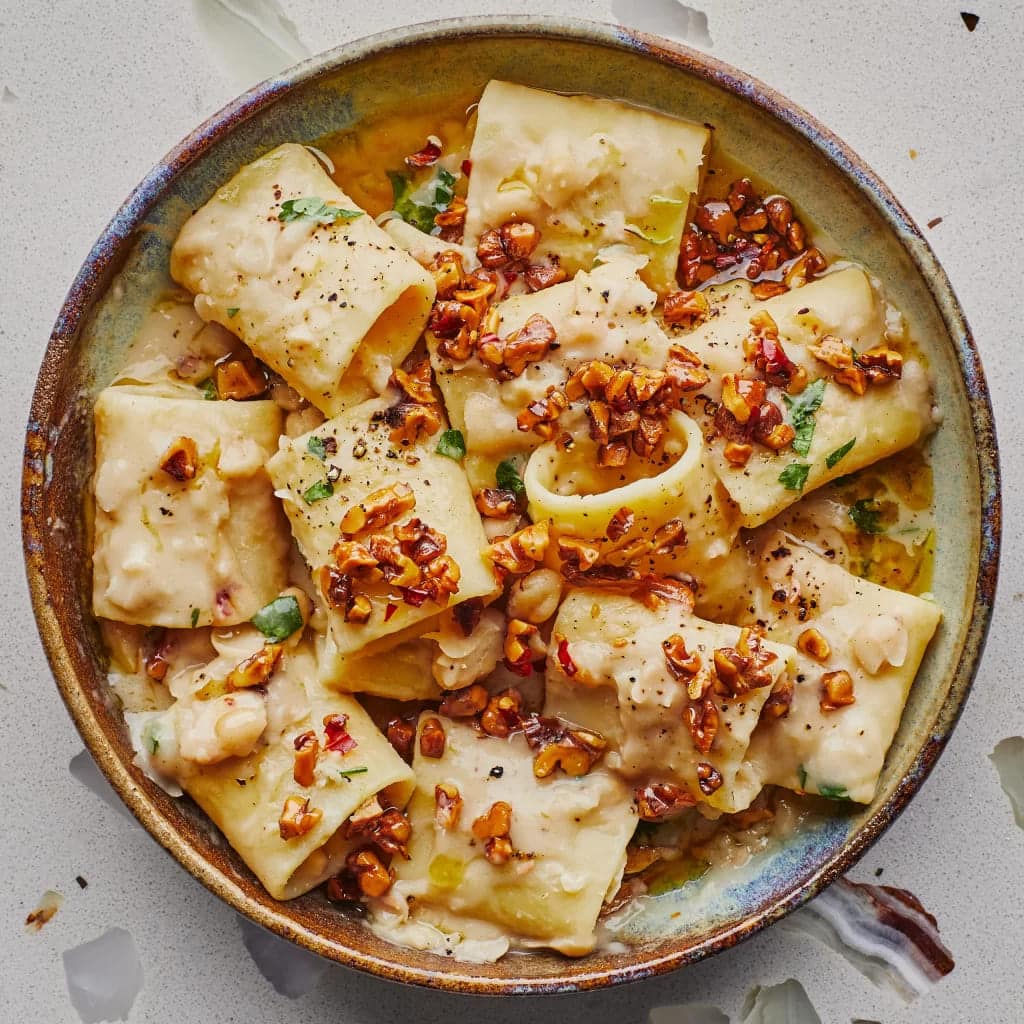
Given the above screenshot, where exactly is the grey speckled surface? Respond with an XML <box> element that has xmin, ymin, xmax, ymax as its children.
<box><xmin>1</xmin><ymin>2</ymin><xmax>1022</xmax><ymax>1021</ymax></box>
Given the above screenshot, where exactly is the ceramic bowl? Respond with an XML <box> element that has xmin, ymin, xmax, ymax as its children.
<box><xmin>22</xmin><ymin>16</ymin><xmax>1000</xmax><ymax>994</ymax></box>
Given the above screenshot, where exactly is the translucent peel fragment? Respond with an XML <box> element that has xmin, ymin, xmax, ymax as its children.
<box><xmin>63</xmin><ymin>928</ymin><xmax>144</xmax><ymax>1023</ymax></box>
<box><xmin>989</xmin><ymin>736</ymin><xmax>1024</xmax><ymax>828</ymax></box>
<box><xmin>650</xmin><ymin>1003</ymin><xmax>730</xmax><ymax>1024</ymax></box>
<box><xmin>740</xmin><ymin>979</ymin><xmax>822</xmax><ymax>1024</ymax></box>
<box><xmin>782</xmin><ymin>878</ymin><xmax>954</xmax><ymax>1003</ymax></box>
<box><xmin>238</xmin><ymin>916</ymin><xmax>329</xmax><ymax>998</ymax></box>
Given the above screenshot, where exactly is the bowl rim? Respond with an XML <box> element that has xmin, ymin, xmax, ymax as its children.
<box><xmin>21</xmin><ymin>13</ymin><xmax>1001</xmax><ymax>995</ymax></box>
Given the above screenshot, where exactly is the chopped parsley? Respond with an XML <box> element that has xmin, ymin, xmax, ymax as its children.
<box><xmin>226</xmin><ymin>307</ymin><xmax>240</xmax><ymax>318</ymax></box>
<box><xmin>303</xmin><ymin>479</ymin><xmax>334</xmax><ymax>504</ymax></box>
<box><xmin>848</xmin><ymin>498</ymin><xmax>884</xmax><ymax>534</ymax></box>
<box><xmin>496</xmin><ymin>458</ymin><xmax>526</xmax><ymax>495</ymax></box>
<box><xmin>190</xmin><ymin>607</ymin><xmax>200</xmax><ymax>629</ymax></box>
<box><xmin>144</xmin><ymin>723</ymin><xmax>160</xmax><ymax>755</ymax></box>
<box><xmin>826</xmin><ymin>437</ymin><xmax>856</xmax><ymax>469</ymax></box>
<box><xmin>337</xmin><ymin>767</ymin><xmax>369</xmax><ymax>779</ymax></box>
<box><xmin>797</xmin><ymin>764</ymin><xmax>808</xmax><ymax>790</ymax></box>
<box><xmin>783</xmin><ymin>378</ymin><xmax>826</xmax><ymax>457</ymax></box>
<box><xmin>388</xmin><ymin>168</ymin><xmax>457</xmax><ymax>234</ymax></box>
<box><xmin>778</xmin><ymin>462</ymin><xmax>811</xmax><ymax>492</ymax></box>
<box><xmin>307</xmin><ymin>436</ymin><xmax>327</xmax><ymax>461</ymax></box>
<box><xmin>278</xmin><ymin>196</ymin><xmax>363</xmax><ymax>225</ymax></box>
<box><xmin>818</xmin><ymin>783</ymin><xmax>851</xmax><ymax>800</ymax></box>
<box><xmin>198</xmin><ymin>378</ymin><xmax>218</xmax><ymax>401</ymax></box>
<box><xmin>251</xmin><ymin>594</ymin><xmax>304</xmax><ymax>643</ymax></box>
<box><xmin>435</xmin><ymin>429</ymin><xmax>466</xmax><ymax>461</ymax></box>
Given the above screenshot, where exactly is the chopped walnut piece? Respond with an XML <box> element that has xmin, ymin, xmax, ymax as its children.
<box><xmin>345</xmin><ymin>595</ymin><xmax>372</xmax><ymax>624</ymax></box>
<box><xmin>809</xmin><ymin>334</ymin><xmax>854</xmax><ymax>370</ymax></box>
<box><xmin>160</xmin><ymin>436</ymin><xmax>199</xmax><ymax>482</ymax></box>
<box><xmin>481</xmin><ymin>313</ymin><xmax>556</xmax><ymax>379</ymax></box>
<box><xmin>500</xmin><ymin>221</ymin><xmax>540</xmax><ymax>261</ymax></box>
<box><xmin>720</xmin><ymin>374</ymin><xmax>767</xmax><ymax>425</ymax></box>
<box><xmin>330</xmin><ymin>539</ymin><xmax>378</xmax><ymax>576</ymax></box>
<box><xmin>665</xmin><ymin>344</ymin><xmax>710</xmax><ymax>394</ymax></box>
<box><xmin>346</xmin><ymin>807</ymin><xmax>413</xmax><ymax>859</ymax></box>
<box><xmin>663</xmin><ymin>289</ymin><xmax>710</xmax><ymax>328</ymax></box>
<box><xmin>480</xmin><ymin>689</ymin><xmax>524</xmax><ymax>738</ymax></box>
<box><xmin>798</xmin><ymin>628</ymin><xmax>832</xmax><ymax>662</ymax></box>
<box><xmin>386</xmin><ymin>716</ymin><xmax>416</xmax><ymax>762</ymax></box>
<box><xmin>761</xmin><ymin>674</ymin><xmax>794</xmax><ymax>720</ymax></box>
<box><xmin>278</xmin><ymin>795</ymin><xmax>323</xmax><ymax>840</ymax></box>
<box><xmin>472</xmin><ymin>801</ymin><xmax>513</xmax><ymax>866</ymax></box>
<box><xmin>346</xmin><ymin>847</ymin><xmax>393</xmax><ymax>898</ymax></box>
<box><xmin>475</xmin><ymin>487</ymin><xmax>519</xmax><ymax>517</ymax></box>
<box><xmin>318</xmin><ymin>565</ymin><xmax>353</xmax><ymax>611</ymax></box>
<box><xmin>752</xmin><ymin>402</ymin><xmax>796</xmax><ymax>451</ymax></box>
<box><xmin>477</xmin><ymin>228</ymin><xmax>509</xmax><ymax>269</ymax></box>
<box><xmin>504</xmin><ymin>618</ymin><xmax>541</xmax><ymax>668</ymax></box>
<box><xmin>662</xmin><ymin>634</ymin><xmax>701</xmax><ymax>678</ymax></box>
<box><xmin>517</xmin><ymin>388</ymin><xmax>568</xmax><ymax>438</ymax></box>
<box><xmin>713</xmin><ymin>627</ymin><xmax>778</xmax><ymax>696</ymax></box>
<box><xmin>292</xmin><ymin>730</ymin><xmax>319</xmax><ymax>787</ymax></box>
<box><xmin>723</xmin><ymin>440</ymin><xmax>753</xmax><ymax>467</ymax></box>
<box><xmin>392</xmin><ymin>360</ymin><xmax>436</xmax><ymax>405</ymax></box>
<box><xmin>523</xmin><ymin>715</ymin><xmax>608</xmax><ymax>778</ymax></box>
<box><xmin>557</xmin><ymin>536</ymin><xmax>602</xmax><ymax>573</ymax></box>
<box><xmin>685</xmin><ymin>697</ymin><xmax>719</xmax><ymax>754</ymax></box>
<box><xmin>783</xmin><ymin>246</ymin><xmax>827</xmax><ymax>288</ymax></box>
<box><xmin>606</xmin><ymin>506</ymin><xmax>635</xmax><ymax>542</ymax></box>
<box><xmin>434</xmin><ymin>783</ymin><xmax>463</xmax><ymax>831</ymax></box>
<box><xmin>214</xmin><ymin>354</ymin><xmax>268</xmax><ymax>400</ymax></box>
<box><xmin>764</xmin><ymin>195</ymin><xmax>794</xmax><ymax>233</ymax></box>
<box><xmin>488</xmin><ymin>520</ymin><xmax>550</xmax><ymax>575</ymax></box>
<box><xmin>439</xmin><ymin>683</ymin><xmax>489</xmax><ymax>719</ymax></box>
<box><xmin>859</xmin><ymin>345</ymin><xmax>904</xmax><ymax>382</ymax></box>
<box><xmin>820</xmin><ymin>669</ymin><xmax>856</xmax><ymax>712</ymax></box>
<box><xmin>434</xmin><ymin>195</ymin><xmax>467</xmax><ymax>230</ymax></box>
<box><xmin>835</xmin><ymin>365</ymin><xmax>868</xmax><ymax>396</ymax></box>
<box><xmin>226</xmin><ymin>643</ymin><xmax>282</xmax><ymax>690</ymax></box>
<box><xmin>341</xmin><ymin>483</ymin><xmax>416</xmax><ymax>537</ymax></box>
<box><xmin>419</xmin><ymin>717</ymin><xmax>446</xmax><ymax>758</ymax></box>
<box><xmin>430</xmin><ymin>251</ymin><xmax>465</xmax><ymax>298</ymax></box>
<box><xmin>624</xmin><ymin>844</ymin><xmax>664</xmax><ymax>874</ymax></box>
<box><xmin>598</xmin><ymin>440</ymin><xmax>630</xmax><ymax>468</ymax></box>
<box><xmin>751</xmin><ymin>281</ymin><xmax>789</xmax><ymax>300</ymax></box>
<box><xmin>525</xmin><ymin>262</ymin><xmax>567</xmax><ymax>291</ymax></box>
<box><xmin>635</xmin><ymin>782</ymin><xmax>696</xmax><ymax>821</ymax></box>
<box><xmin>696</xmin><ymin>762</ymin><xmax>724</xmax><ymax>796</ymax></box>
<box><xmin>421</xmin><ymin>554</ymin><xmax>461</xmax><ymax>604</ymax></box>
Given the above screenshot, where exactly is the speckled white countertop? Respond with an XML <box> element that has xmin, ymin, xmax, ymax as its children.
<box><xmin>2</xmin><ymin>2</ymin><xmax>1022</xmax><ymax>1021</ymax></box>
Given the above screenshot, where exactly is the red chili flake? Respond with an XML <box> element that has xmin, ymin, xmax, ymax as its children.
<box><xmin>504</xmin><ymin>658</ymin><xmax>534</xmax><ymax>678</ymax></box>
<box><xmin>758</xmin><ymin>336</ymin><xmax>796</xmax><ymax>385</ymax></box>
<box><xmin>557</xmin><ymin>638</ymin><xmax>578</xmax><ymax>677</ymax></box>
<box><xmin>323</xmin><ymin>714</ymin><xmax>358</xmax><ymax>754</ymax></box>
<box><xmin>405</xmin><ymin>139</ymin><xmax>441</xmax><ymax>168</ymax></box>
<box><xmin>461</xmin><ymin>159</ymin><xmax>472</xmax><ymax>176</ymax></box>
<box><xmin>384</xmin><ymin>602</ymin><xmax>398</xmax><ymax>622</ymax></box>
<box><xmin>400</xmin><ymin>586</ymin><xmax>431</xmax><ymax>608</ymax></box>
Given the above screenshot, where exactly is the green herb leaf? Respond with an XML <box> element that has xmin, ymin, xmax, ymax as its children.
<box><xmin>337</xmin><ymin>767</ymin><xmax>370</xmax><ymax>779</ymax></box>
<box><xmin>496</xmin><ymin>459</ymin><xmax>526</xmax><ymax>495</ymax></box>
<box><xmin>436</xmin><ymin>429</ymin><xmax>466</xmax><ymax>461</ymax></box>
<box><xmin>251</xmin><ymin>595</ymin><xmax>304</xmax><ymax>643</ymax></box>
<box><xmin>198</xmin><ymin>378</ymin><xmax>218</xmax><ymax>401</ymax></box>
<box><xmin>817</xmin><ymin>783</ymin><xmax>850</xmax><ymax>800</ymax></box>
<box><xmin>278</xmin><ymin>196</ymin><xmax>363</xmax><ymax>225</ymax></box>
<box><xmin>778</xmin><ymin>462</ymin><xmax>810</xmax><ymax>492</ymax></box>
<box><xmin>307</xmin><ymin>436</ymin><xmax>327</xmax><ymax>462</ymax></box>
<box><xmin>848</xmin><ymin>498</ymin><xmax>884</xmax><ymax>534</ymax></box>
<box><xmin>798</xmin><ymin>764</ymin><xmax>808</xmax><ymax>790</ymax></box>
<box><xmin>783</xmin><ymin>378</ymin><xmax>826</xmax><ymax>456</ymax></box>
<box><xmin>826</xmin><ymin>437</ymin><xmax>857</xmax><ymax>469</ymax></box>
<box><xmin>433</xmin><ymin>168</ymin><xmax>456</xmax><ymax>206</ymax></box>
<box><xmin>226</xmin><ymin>307</ymin><xmax>240</xmax><ymax>318</ymax></box>
<box><xmin>146</xmin><ymin>732</ymin><xmax>159</xmax><ymax>755</ymax></box>
<box><xmin>303</xmin><ymin>479</ymin><xmax>334</xmax><ymax>504</ymax></box>
<box><xmin>388</xmin><ymin>169</ymin><xmax>455</xmax><ymax>234</ymax></box>
<box><xmin>623</xmin><ymin>223</ymin><xmax>674</xmax><ymax>246</ymax></box>
<box><xmin>190</xmin><ymin>607</ymin><xmax>200</xmax><ymax>629</ymax></box>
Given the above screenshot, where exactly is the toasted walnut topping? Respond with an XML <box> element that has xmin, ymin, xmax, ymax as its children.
<box><xmin>663</xmin><ymin>634</ymin><xmax>701</xmax><ymax>678</ymax></box>
<box><xmin>392</xmin><ymin>360</ymin><xmax>436</xmax><ymax>405</ymax></box>
<box><xmin>523</xmin><ymin>715</ymin><xmax>608</xmax><ymax>778</ymax></box>
<box><xmin>279</xmin><ymin>795</ymin><xmax>322</xmax><ymax>840</ymax></box>
<box><xmin>386</xmin><ymin>716</ymin><xmax>416</xmax><ymax>762</ymax></box>
<box><xmin>453</xmin><ymin>597</ymin><xmax>485</xmax><ymax>637</ymax></box>
<box><xmin>783</xmin><ymin>246</ymin><xmax>827</xmax><ymax>288</ymax></box>
<box><xmin>720</xmin><ymin>374</ymin><xmax>767</xmax><ymax>425</ymax></box>
<box><xmin>341</xmin><ymin>483</ymin><xmax>416</xmax><ymax>537</ymax></box>
<box><xmin>386</xmin><ymin>401</ymin><xmax>441</xmax><ymax>446</ymax></box>
<box><xmin>475</xmin><ymin>487</ymin><xmax>519</xmax><ymax>517</ymax></box>
<box><xmin>557</xmin><ymin>536</ymin><xmax>602</xmax><ymax>573</ymax></box>
<box><xmin>665</xmin><ymin>345</ymin><xmax>710</xmax><ymax>393</ymax></box>
<box><xmin>624</xmin><ymin>844</ymin><xmax>664</xmax><ymax>874</ymax></box>
<box><xmin>808</xmin><ymin>334</ymin><xmax>854</xmax><ymax>370</ymax></box>
<box><xmin>751</xmin><ymin>402</ymin><xmax>796</xmax><ymax>451</ymax></box>
<box><xmin>835</xmin><ymin>365</ymin><xmax>868</xmax><ymax>395</ymax></box>
<box><xmin>479</xmin><ymin>313</ymin><xmax>556</xmax><ymax>379</ymax></box>
<box><xmin>517</xmin><ymin>388</ymin><xmax>569</xmax><ymax>438</ymax></box>
<box><xmin>214</xmin><ymin>354</ymin><xmax>268</xmax><ymax>400</ymax></box>
<box><xmin>226</xmin><ymin>643</ymin><xmax>282</xmax><ymax>690</ymax></box>
<box><xmin>346</xmin><ymin>807</ymin><xmax>413</xmax><ymax>859</ymax></box>
<box><xmin>696</xmin><ymin>762</ymin><xmax>724</xmax><ymax>796</ymax></box>
<box><xmin>292</xmin><ymin>730</ymin><xmax>319</xmax><ymax>787</ymax></box>
<box><xmin>723</xmin><ymin>440</ymin><xmax>754</xmax><ymax>467</ymax></box>
<box><xmin>713</xmin><ymin>627</ymin><xmax>778</xmax><ymax>696</ymax></box>
<box><xmin>471</xmin><ymin>800</ymin><xmax>513</xmax><ymax>865</ymax></box>
<box><xmin>330</xmin><ymin>539</ymin><xmax>378</xmax><ymax>576</ymax></box>
<box><xmin>434</xmin><ymin>783</ymin><xmax>463</xmax><ymax>831</ymax></box>
<box><xmin>598</xmin><ymin>439</ymin><xmax>631</xmax><ymax>468</ymax></box>
<box><xmin>663</xmin><ymin>289</ymin><xmax>710</xmax><ymax>328</ymax></box>
<box><xmin>748</xmin><ymin>317</ymin><xmax>806</xmax><ymax>393</ymax></box>
<box><xmin>421</xmin><ymin>554</ymin><xmax>461</xmax><ymax>604</ymax></box>
<box><xmin>346</xmin><ymin>847</ymin><xmax>393</xmax><ymax>898</ymax></box>
<box><xmin>419</xmin><ymin>717</ymin><xmax>446</xmax><ymax>758</ymax></box>
<box><xmin>751</xmin><ymin>280</ymin><xmax>789</xmax><ymax>300</ymax></box>
<box><xmin>344</xmin><ymin>594</ymin><xmax>372</xmax><ymax>623</ymax></box>
<box><xmin>606</xmin><ymin>507</ymin><xmax>635</xmax><ymax>542</ymax></box>
<box><xmin>798</xmin><ymin>628</ymin><xmax>832</xmax><ymax>662</ymax></box>
<box><xmin>488</xmin><ymin>520</ymin><xmax>550</xmax><ymax>575</ymax></box>
<box><xmin>500</xmin><ymin>221</ymin><xmax>540</xmax><ymax>261</ymax></box>
<box><xmin>761</xmin><ymin>674</ymin><xmax>795</xmax><ymax>720</ymax></box>
<box><xmin>503</xmin><ymin>618</ymin><xmax>540</xmax><ymax>667</ymax></box>
<box><xmin>480</xmin><ymin>688</ymin><xmax>524</xmax><ymax>738</ymax></box>
<box><xmin>858</xmin><ymin>345</ymin><xmax>904</xmax><ymax>381</ymax></box>
<box><xmin>439</xmin><ymin>683</ymin><xmax>489</xmax><ymax>719</ymax></box>
<box><xmin>685</xmin><ymin>697</ymin><xmax>719</xmax><ymax>755</ymax></box>
<box><xmin>636</xmin><ymin>781</ymin><xmax>697</xmax><ymax>821</ymax></box>
<box><xmin>820</xmin><ymin>669</ymin><xmax>856</xmax><ymax>712</ymax></box>
<box><xmin>160</xmin><ymin>436</ymin><xmax>199</xmax><ymax>482</ymax></box>
<box><xmin>434</xmin><ymin>195</ymin><xmax>467</xmax><ymax>230</ymax></box>
<box><xmin>430</xmin><ymin>251</ymin><xmax>466</xmax><ymax>298</ymax></box>
<box><xmin>524</xmin><ymin>262</ymin><xmax>567</xmax><ymax>291</ymax></box>
<box><xmin>318</xmin><ymin>565</ymin><xmax>353</xmax><ymax>611</ymax></box>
